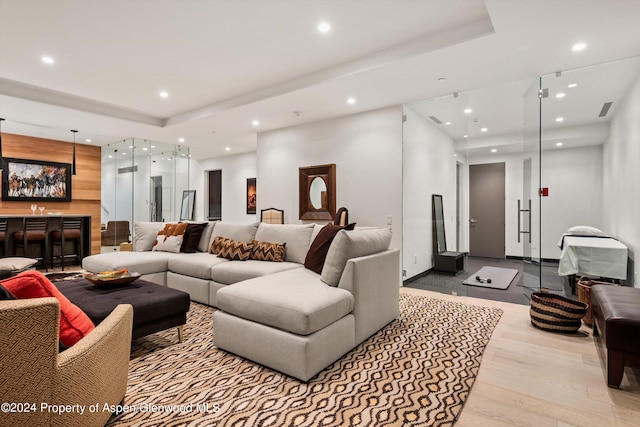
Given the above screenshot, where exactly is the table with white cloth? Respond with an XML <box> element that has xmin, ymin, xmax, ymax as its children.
<box><xmin>558</xmin><ymin>236</ymin><xmax>628</xmax><ymax>280</ymax></box>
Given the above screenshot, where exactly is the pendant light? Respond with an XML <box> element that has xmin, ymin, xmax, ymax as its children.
<box><xmin>71</xmin><ymin>129</ymin><xmax>78</xmax><ymax>175</ymax></box>
<box><xmin>0</xmin><ymin>117</ymin><xmax>4</xmax><ymax>166</ymax></box>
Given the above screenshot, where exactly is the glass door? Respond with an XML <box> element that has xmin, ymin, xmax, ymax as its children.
<box><xmin>522</xmin><ymin>78</ymin><xmax>541</xmax><ymax>293</ymax></box>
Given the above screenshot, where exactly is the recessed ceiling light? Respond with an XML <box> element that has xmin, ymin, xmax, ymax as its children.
<box><xmin>556</xmin><ymin>142</ymin><xmax>564</xmax><ymax>147</ymax></box>
<box><xmin>128</xmin><ymin>145</ymin><xmax>134</xmax><ymax>149</ymax></box>
<box><xmin>555</xmin><ymin>117</ymin><xmax>564</xmax><ymax>122</ymax></box>
<box><xmin>252</xmin><ymin>120</ymin><xmax>260</xmax><ymax>126</ymax></box>
<box><xmin>150</xmin><ymin>145</ymin><xmax>156</xmax><ymax>148</ymax></box>
<box><xmin>491</xmin><ymin>149</ymin><xmax>497</xmax><ymax>153</ymax></box>
<box><xmin>41</xmin><ymin>56</ymin><xmax>55</xmax><ymax>64</ymax></box>
<box><xmin>159</xmin><ymin>91</ymin><xmax>169</xmax><ymax>98</ymax></box>
<box><xmin>463</xmin><ymin>134</ymin><xmax>468</xmax><ymax>138</ymax></box>
<box><xmin>480</xmin><ymin>127</ymin><xmax>488</xmax><ymax>132</ymax></box>
<box><xmin>318</xmin><ymin>22</ymin><xmax>331</xmax><ymax>33</ymax></box>
<box><xmin>225</xmin><ymin>147</ymin><xmax>231</xmax><ymax>151</ymax></box>
<box><xmin>572</xmin><ymin>42</ymin><xmax>587</xmax><ymax>52</ymax></box>
<box><xmin>453</xmin><ymin>154</ymin><xmax>458</xmax><ymax>157</ymax></box>
<box><xmin>122</xmin><ymin>152</ymin><xmax>127</xmax><ymax>155</ymax></box>
<box><xmin>108</xmin><ymin>155</ymin><xmax>113</xmax><ymax>158</ymax></box>
<box><xmin>445</xmin><ymin>121</ymin><xmax>452</xmax><ymax>125</ymax></box>
<box><xmin>142</xmin><ymin>147</ymin><xmax>148</xmax><ymax>151</ymax></box>
<box><xmin>568</xmin><ymin>83</ymin><xmax>578</xmax><ymax>88</ymax></box>
<box><xmin>556</xmin><ymin>92</ymin><xmax>566</xmax><ymax>98</ymax></box>
<box><xmin>178</xmin><ymin>138</ymin><xmax>185</xmax><ymax>143</ymax></box>
<box><xmin>463</xmin><ymin>108</ymin><xmax>472</xmax><ymax>114</ymax></box>
<box><xmin>346</xmin><ymin>97</ymin><xmax>356</xmax><ymax>105</ymax></box>
<box><xmin>85</xmin><ymin>139</ymin><xmax>92</xmax><ymax>143</ymax></box>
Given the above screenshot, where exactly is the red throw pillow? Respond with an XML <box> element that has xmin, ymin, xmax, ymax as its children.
<box><xmin>304</xmin><ymin>223</ymin><xmax>356</xmax><ymax>274</ymax></box>
<box><xmin>2</xmin><ymin>271</ymin><xmax>95</xmax><ymax>347</ymax></box>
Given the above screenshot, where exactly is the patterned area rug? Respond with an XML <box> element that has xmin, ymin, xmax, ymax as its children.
<box><xmin>107</xmin><ymin>293</ymin><xmax>502</xmax><ymax>427</ymax></box>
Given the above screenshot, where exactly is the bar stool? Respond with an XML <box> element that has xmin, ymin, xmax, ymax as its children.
<box><xmin>0</xmin><ymin>218</ymin><xmax>8</xmax><ymax>257</ymax></box>
<box><xmin>50</xmin><ymin>217</ymin><xmax>84</xmax><ymax>271</ymax></box>
<box><xmin>13</xmin><ymin>217</ymin><xmax>49</xmax><ymax>271</ymax></box>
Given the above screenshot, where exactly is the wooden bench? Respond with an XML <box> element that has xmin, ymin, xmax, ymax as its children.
<box><xmin>591</xmin><ymin>285</ymin><xmax>640</xmax><ymax>388</ymax></box>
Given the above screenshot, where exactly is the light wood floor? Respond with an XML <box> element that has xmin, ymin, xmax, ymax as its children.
<box><xmin>401</xmin><ymin>287</ymin><xmax>640</xmax><ymax>427</ymax></box>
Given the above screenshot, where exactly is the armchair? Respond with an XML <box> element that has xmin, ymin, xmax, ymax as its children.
<box><xmin>0</xmin><ymin>298</ymin><xmax>133</xmax><ymax>427</ymax></box>
<box><xmin>101</xmin><ymin>221</ymin><xmax>130</xmax><ymax>246</ymax></box>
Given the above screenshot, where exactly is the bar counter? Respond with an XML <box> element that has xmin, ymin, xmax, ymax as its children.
<box><xmin>0</xmin><ymin>214</ymin><xmax>92</xmax><ymax>260</ymax></box>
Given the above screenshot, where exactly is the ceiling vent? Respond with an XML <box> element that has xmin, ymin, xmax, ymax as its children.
<box><xmin>429</xmin><ymin>115</ymin><xmax>443</xmax><ymax>124</ymax></box>
<box><xmin>599</xmin><ymin>102</ymin><xmax>613</xmax><ymax>118</ymax></box>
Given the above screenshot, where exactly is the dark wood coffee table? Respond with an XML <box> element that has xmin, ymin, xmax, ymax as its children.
<box><xmin>55</xmin><ymin>278</ymin><xmax>191</xmax><ymax>342</ymax></box>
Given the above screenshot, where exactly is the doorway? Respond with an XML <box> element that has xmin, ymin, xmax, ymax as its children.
<box><xmin>469</xmin><ymin>162</ymin><xmax>505</xmax><ymax>258</ymax></box>
<box><xmin>150</xmin><ymin>176</ymin><xmax>162</xmax><ymax>222</ymax></box>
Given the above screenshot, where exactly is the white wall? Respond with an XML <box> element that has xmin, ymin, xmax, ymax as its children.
<box><xmin>603</xmin><ymin>72</ymin><xmax>640</xmax><ymax>287</ymax></box>
<box><xmin>256</xmin><ymin>105</ymin><xmax>403</xmax><ymax>252</ymax></box>
<box><xmin>402</xmin><ymin>106</ymin><xmax>460</xmax><ymax>280</ymax></box>
<box><xmin>191</xmin><ymin>152</ymin><xmax>257</xmax><ymax>223</ymax></box>
<box><xmin>471</xmin><ymin>145</ymin><xmax>603</xmax><ymax>260</ymax></box>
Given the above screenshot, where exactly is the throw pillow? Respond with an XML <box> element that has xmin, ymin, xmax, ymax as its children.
<box><xmin>133</xmin><ymin>221</ymin><xmax>165</xmax><ymax>251</ymax></box>
<box><xmin>2</xmin><ymin>271</ymin><xmax>95</xmax><ymax>347</ymax></box>
<box><xmin>153</xmin><ymin>223</ymin><xmax>188</xmax><ymax>253</ymax></box>
<box><xmin>211</xmin><ymin>236</ymin><xmax>253</xmax><ymax>261</ymax></box>
<box><xmin>0</xmin><ymin>283</ymin><xmax>16</xmax><ymax>300</ymax></box>
<box><xmin>250</xmin><ymin>240</ymin><xmax>287</xmax><ymax>262</ymax></box>
<box><xmin>180</xmin><ymin>222</ymin><xmax>207</xmax><ymax>253</ymax></box>
<box><xmin>304</xmin><ymin>223</ymin><xmax>356</xmax><ymax>274</ymax></box>
<box><xmin>0</xmin><ymin>257</ymin><xmax>38</xmax><ymax>272</ymax></box>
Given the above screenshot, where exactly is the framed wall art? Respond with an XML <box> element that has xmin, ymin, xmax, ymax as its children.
<box><xmin>246</xmin><ymin>178</ymin><xmax>256</xmax><ymax>214</ymax></box>
<box><xmin>1</xmin><ymin>157</ymin><xmax>72</xmax><ymax>202</ymax></box>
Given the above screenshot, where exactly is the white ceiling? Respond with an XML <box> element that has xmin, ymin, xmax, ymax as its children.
<box><xmin>1</xmin><ymin>0</ymin><xmax>640</xmax><ymax>159</ymax></box>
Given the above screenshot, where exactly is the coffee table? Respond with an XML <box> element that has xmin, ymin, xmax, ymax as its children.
<box><xmin>55</xmin><ymin>278</ymin><xmax>191</xmax><ymax>342</ymax></box>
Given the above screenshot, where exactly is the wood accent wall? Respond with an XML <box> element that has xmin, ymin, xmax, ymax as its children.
<box><xmin>0</xmin><ymin>133</ymin><xmax>102</xmax><ymax>255</ymax></box>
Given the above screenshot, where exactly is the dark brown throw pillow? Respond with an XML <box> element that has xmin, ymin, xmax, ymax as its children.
<box><xmin>0</xmin><ymin>283</ymin><xmax>16</xmax><ymax>300</ymax></box>
<box><xmin>250</xmin><ymin>240</ymin><xmax>286</xmax><ymax>262</ymax></box>
<box><xmin>180</xmin><ymin>222</ymin><xmax>208</xmax><ymax>253</ymax></box>
<box><xmin>304</xmin><ymin>223</ymin><xmax>356</xmax><ymax>274</ymax></box>
<box><xmin>211</xmin><ymin>236</ymin><xmax>254</xmax><ymax>261</ymax></box>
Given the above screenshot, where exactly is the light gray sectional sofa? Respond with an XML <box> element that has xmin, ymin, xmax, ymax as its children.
<box><xmin>83</xmin><ymin>221</ymin><xmax>400</xmax><ymax>381</ymax></box>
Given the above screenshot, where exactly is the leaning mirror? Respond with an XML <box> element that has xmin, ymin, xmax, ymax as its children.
<box><xmin>180</xmin><ymin>190</ymin><xmax>196</xmax><ymax>220</ymax></box>
<box><xmin>299</xmin><ymin>164</ymin><xmax>336</xmax><ymax>220</ymax></box>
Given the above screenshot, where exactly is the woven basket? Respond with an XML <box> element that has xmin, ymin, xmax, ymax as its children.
<box><xmin>530</xmin><ymin>292</ymin><xmax>587</xmax><ymax>333</ymax></box>
<box><xmin>577</xmin><ymin>277</ymin><xmax>619</xmax><ymax>326</ymax></box>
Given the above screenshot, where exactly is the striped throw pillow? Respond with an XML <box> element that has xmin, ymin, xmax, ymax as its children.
<box><xmin>250</xmin><ymin>240</ymin><xmax>286</xmax><ymax>262</ymax></box>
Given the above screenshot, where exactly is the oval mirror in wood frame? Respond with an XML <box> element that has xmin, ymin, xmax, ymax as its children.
<box><xmin>299</xmin><ymin>164</ymin><xmax>336</xmax><ymax>220</ymax></box>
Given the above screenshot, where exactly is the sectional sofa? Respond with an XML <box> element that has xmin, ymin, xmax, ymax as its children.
<box><xmin>82</xmin><ymin>221</ymin><xmax>400</xmax><ymax>381</ymax></box>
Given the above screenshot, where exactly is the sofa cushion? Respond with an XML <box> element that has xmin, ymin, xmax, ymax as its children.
<box><xmin>2</xmin><ymin>271</ymin><xmax>95</xmax><ymax>347</ymax></box>
<box><xmin>181</xmin><ymin>222</ymin><xmax>207</xmax><ymax>253</ymax></box>
<box><xmin>304</xmin><ymin>223</ymin><xmax>356</xmax><ymax>274</ymax></box>
<box><xmin>212</xmin><ymin>236</ymin><xmax>253</xmax><ymax>261</ymax></box>
<box><xmin>250</xmin><ymin>240</ymin><xmax>286</xmax><ymax>262</ymax></box>
<box><xmin>198</xmin><ymin>221</ymin><xmax>217</xmax><ymax>252</ymax></box>
<box><xmin>254</xmin><ymin>223</ymin><xmax>314</xmax><ymax>264</ymax></box>
<box><xmin>83</xmin><ymin>251</ymin><xmax>177</xmax><ymax>275</ymax></box>
<box><xmin>211</xmin><ymin>260</ymin><xmax>302</xmax><ymax>285</ymax></box>
<box><xmin>153</xmin><ymin>223</ymin><xmax>188</xmax><ymax>253</ymax></box>
<box><xmin>321</xmin><ymin>228</ymin><xmax>392</xmax><ymax>286</ymax></box>
<box><xmin>167</xmin><ymin>252</ymin><xmax>229</xmax><ymax>280</ymax></box>
<box><xmin>217</xmin><ymin>268</ymin><xmax>354</xmax><ymax>335</ymax></box>
<box><xmin>209</xmin><ymin>222</ymin><xmax>259</xmax><ymax>247</ymax></box>
<box><xmin>133</xmin><ymin>221</ymin><xmax>165</xmax><ymax>251</ymax></box>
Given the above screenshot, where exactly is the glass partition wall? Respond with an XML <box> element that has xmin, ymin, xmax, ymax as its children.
<box><xmin>101</xmin><ymin>139</ymin><xmax>190</xmax><ymax>251</ymax></box>
<box><xmin>404</xmin><ymin>55</ymin><xmax>640</xmax><ymax>302</ymax></box>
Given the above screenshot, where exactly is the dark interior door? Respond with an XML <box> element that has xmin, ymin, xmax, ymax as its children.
<box><xmin>469</xmin><ymin>162</ymin><xmax>506</xmax><ymax>258</ymax></box>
